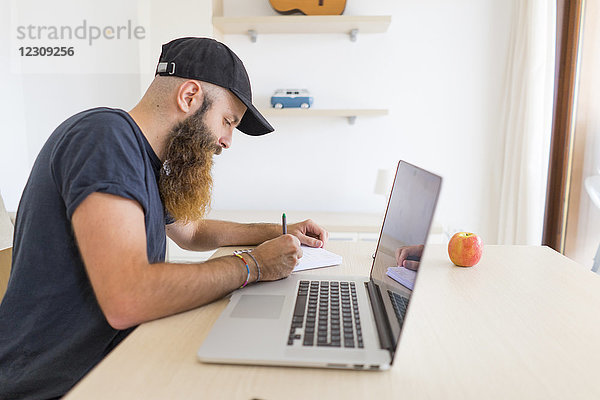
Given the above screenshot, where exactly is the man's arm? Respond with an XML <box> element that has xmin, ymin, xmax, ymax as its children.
<box><xmin>72</xmin><ymin>192</ymin><xmax>302</xmax><ymax>330</ymax></box>
<box><xmin>166</xmin><ymin>218</ymin><xmax>329</xmax><ymax>251</ymax></box>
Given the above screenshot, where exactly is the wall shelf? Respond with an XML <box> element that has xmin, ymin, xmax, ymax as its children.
<box><xmin>260</xmin><ymin>108</ymin><xmax>388</xmax><ymax>124</ymax></box>
<box><xmin>213</xmin><ymin>15</ymin><xmax>391</xmax><ymax>42</ymax></box>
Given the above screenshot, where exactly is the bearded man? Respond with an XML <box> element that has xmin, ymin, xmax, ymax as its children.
<box><xmin>0</xmin><ymin>37</ymin><xmax>328</xmax><ymax>399</ymax></box>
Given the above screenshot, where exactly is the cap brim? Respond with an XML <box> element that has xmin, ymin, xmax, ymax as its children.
<box><xmin>230</xmin><ymin>88</ymin><xmax>274</xmax><ymax>136</ymax></box>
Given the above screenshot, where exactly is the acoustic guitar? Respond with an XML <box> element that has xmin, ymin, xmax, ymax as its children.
<box><xmin>269</xmin><ymin>0</ymin><xmax>346</xmax><ymax>15</ymax></box>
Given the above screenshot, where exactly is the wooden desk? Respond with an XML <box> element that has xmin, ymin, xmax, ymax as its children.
<box><xmin>65</xmin><ymin>243</ymin><xmax>600</xmax><ymax>399</ymax></box>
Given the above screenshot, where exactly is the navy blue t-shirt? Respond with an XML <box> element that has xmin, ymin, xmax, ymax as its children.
<box><xmin>0</xmin><ymin>108</ymin><xmax>168</xmax><ymax>399</ymax></box>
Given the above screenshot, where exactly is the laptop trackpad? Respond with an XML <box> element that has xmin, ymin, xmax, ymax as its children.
<box><xmin>230</xmin><ymin>295</ymin><xmax>285</xmax><ymax>319</ymax></box>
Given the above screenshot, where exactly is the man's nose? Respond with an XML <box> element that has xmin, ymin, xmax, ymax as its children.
<box><xmin>218</xmin><ymin>132</ymin><xmax>232</xmax><ymax>149</ymax></box>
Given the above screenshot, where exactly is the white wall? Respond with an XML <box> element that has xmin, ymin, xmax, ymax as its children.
<box><xmin>0</xmin><ymin>0</ymin><xmax>212</xmax><ymax>210</ymax></box>
<box><xmin>1</xmin><ymin>0</ymin><xmax>514</xmax><ymax>244</ymax></box>
<box><xmin>211</xmin><ymin>0</ymin><xmax>513</xmax><ymax>243</ymax></box>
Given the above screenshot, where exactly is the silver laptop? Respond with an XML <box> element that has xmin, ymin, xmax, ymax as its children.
<box><xmin>197</xmin><ymin>161</ymin><xmax>442</xmax><ymax>370</ymax></box>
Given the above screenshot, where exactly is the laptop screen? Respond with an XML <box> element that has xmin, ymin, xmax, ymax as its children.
<box><xmin>370</xmin><ymin>161</ymin><xmax>442</xmax><ymax>355</ymax></box>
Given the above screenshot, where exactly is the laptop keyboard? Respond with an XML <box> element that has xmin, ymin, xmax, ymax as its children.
<box><xmin>388</xmin><ymin>290</ymin><xmax>409</xmax><ymax>326</ymax></box>
<box><xmin>287</xmin><ymin>280</ymin><xmax>363</xmax><ymax>348</ymax></box>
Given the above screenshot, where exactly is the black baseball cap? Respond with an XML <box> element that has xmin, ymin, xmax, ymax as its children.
<box><xmin>155</xmin><ymin>37</ymin><xmax>273</xmax><ymax>136</ymax></box>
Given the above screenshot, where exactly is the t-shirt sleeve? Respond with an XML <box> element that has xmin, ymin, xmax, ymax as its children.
<box><xmin>165</xmin><ymin>213</ymin><xmax>175</xmax><ymax>225</ymax></box>
<box><xmin>50</xmin><ymin>112</ymin><xmax>150</xmax><ymax>220</ymax></box>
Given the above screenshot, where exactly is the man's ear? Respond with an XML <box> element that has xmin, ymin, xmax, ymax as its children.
<box><xmin>176</xmin><ymin>80</ymin><xmax>202</xmax><ymax>114</ymax></box>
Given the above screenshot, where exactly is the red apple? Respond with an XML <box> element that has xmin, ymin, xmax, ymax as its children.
<box><xmin>448</xmin><ymin>232</ymin><xmax>483</xmax><ymax>267</ymax></box>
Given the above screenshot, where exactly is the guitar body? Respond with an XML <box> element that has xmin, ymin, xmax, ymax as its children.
<box><xmin>269</xmin><ymin>0</ymin><xmax>346</xmax><ymax>15</ymax></box>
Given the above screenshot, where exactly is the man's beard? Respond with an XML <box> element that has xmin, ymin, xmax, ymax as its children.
<box><xmin>159</xmin><ymin>105</ymin><xmax>222</xmax><ymax>223</ymax></box>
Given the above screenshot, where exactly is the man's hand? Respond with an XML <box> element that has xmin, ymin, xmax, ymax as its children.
<box><xmin>287</xmin><ymin>219</ymin><xmax>329</xmax><ymax>248</ymax></box>
<box><xmin>252</xmin><ymin>234</ymin><xmax>302</xmax><ymax>281</ymax></box>
<box><xmin>395</xmin><ymin>244</ymin><xmax>424</xmax><ymax>271</ymax></box>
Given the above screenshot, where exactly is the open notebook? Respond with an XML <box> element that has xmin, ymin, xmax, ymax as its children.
<box><xmin>294</xmin><ymin>245</ymin><xmax>342</xmax><ymax>272</ymax></box>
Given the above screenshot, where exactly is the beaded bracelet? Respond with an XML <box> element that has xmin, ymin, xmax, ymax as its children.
<box><xmin>243</xmin><ymin>251</ymin><xmax>261</xmax><ymax>283</ymax></box>
<box><xmin>234</xmin><ymin>253</ymin><xmax>250</xmax><ymax>288</ymax></box>
<box><xmin>234</xmin><ymin>249</ymin><xmax>261</xmax><ymax>283</ymax></box>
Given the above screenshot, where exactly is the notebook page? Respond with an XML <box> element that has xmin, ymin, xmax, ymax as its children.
<box><xmin>294</xmin><ymin>245</ymin><xmax>343</xmax><ymax>272</ymax></box>
<box><xmin>386</xmin><ymin>266</ymin><xmax>417</xmax><ymax>290</ymax></box>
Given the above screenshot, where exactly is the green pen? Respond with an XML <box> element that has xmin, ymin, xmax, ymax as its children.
<box><xmin>282</xmin><ymin>213</ymin><xmax>287</xmax><ymax>235</ymax></box>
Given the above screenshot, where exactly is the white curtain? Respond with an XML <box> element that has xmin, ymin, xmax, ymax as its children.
<box><xmin>496</xmin><ymin>0</ymin><xmax>556</xmax><ymax>245</ymax></box>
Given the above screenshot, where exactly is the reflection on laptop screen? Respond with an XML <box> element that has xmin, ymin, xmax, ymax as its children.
<box><xmin>370</xmin><ymin>161</ymin><xmax>442</xmax><ymax>349</ymax></box>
